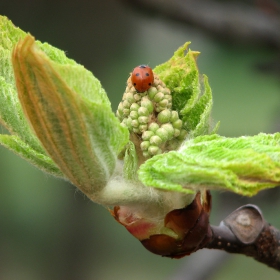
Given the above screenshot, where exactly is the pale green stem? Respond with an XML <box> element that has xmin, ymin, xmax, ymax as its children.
<box><xmin>91</xmin><ymin>161</ymin><xmax>195</xmax><ymax>216</ymax></box>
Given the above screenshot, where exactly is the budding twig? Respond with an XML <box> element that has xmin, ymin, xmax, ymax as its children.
<box><xmin>206</xmin><ymin>204</ymin><xmax>280</xmax><ymax>271</ymax></box>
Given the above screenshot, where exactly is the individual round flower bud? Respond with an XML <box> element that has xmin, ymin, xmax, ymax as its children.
<box><xmin>123</xmin><ymin>108</ymin><xmax>130</xmax><ymax>117</ymax></box>
<box><xmin>171</xmin><ymin>111</ymin><xmax>179</xmax><ymax>122</ymax></box>
<box><xmin>157</xmin><ymin>85</ymin><xmax>163</xmax><ymax>92</ymax></box>
<box><xmin>123</xmin><ymin>100</ymin><xmax>131</xmax><ymax>109</ymax></box>
<box><xmin>148</xmin><ymin>87</ymin><xmax>157</xmax><ymax>100</ymax></box>
<box><xmin>148</xmin><ymin>145</ymin><xmax>159</xmax><ymax>156</ymax></box>
<box><xmin>140</xmin><ymin>141</ymin><xmax>150</xmax><ymax>151</ymax></box>
<box><xmin>131</xmin><ymin>119</ymin><xmax>139</xmax><ymax>128</ymax></box>
<box><xmin>126</xmin><ymin>117</ymin><xmax>132</xmax><ymax>130</ymax></box>
<box><xmin>161</xmin><ymin>123</ymin><xmax>174</xmax><ymax>139</ymax></box>
<box><xmin>139</xmin><ymin>124</ymin><xmax>148</xmax><ymax>132</ymax></box>
<box><xmin>142</xmin><ymin>130</ymin><xmax>154</xmax><ymax>140</ymax></box>
<box><xmin>157</xmin><ymin>109</ymin><xmax>171</xmax><ymax>124</ymax></box>
<box><xmin>141</xmin><ymin>98</ymin><xmax>153</xmax><ymax>114</ymax></box>
<box><xmin>148</xmin><ymin>123</ymin><xmax>159</xmax><ymax>133</ymax></box>
<box><xmin>150</xmin><ymin>135</ymin><xmax>163</xmax><ymax>146</ymax></box>
<box><xmin>125</xmin><ymin>92</ymin><xmax>134</xmax><ymax>104</ymax></box>
<box><xmin>153</xmin><ymin>92</ymin><xmax>164</xmax><ymax>103</ymax></box>
<box><xmin>173</xmin><ymin>119</ymin><xmax>183</xmax><ymax>129</ymax></box>
<box><xmin>165</xmin><ymin>94</ymin><xmax>172</xmax><ymax>102</ymax></box>
<box><xmin>133</xmin><ymin>128</ymin><xmax>140</xmax><ymax>134</ymax></box>
<box><xmin>138</xmin><ymin>107</ymin><xmax>149</xmax><ymax>116</ymax></box>
<box><xmin>130</xmin><ymin>110</ymin><xmax>138</xmax><ymax>119</ymax></box>
<box><xmin>117</xmin><ymin>107</ymin><xmax>124</xmax><ymax>119</ymax></box>
<box><xmin>174</xmin><ymin>129</ymin><xmax>181</xmax><ymax>137</ymax></box>
<box><xmin>134</xmin><ymin>93</ymin><xmax>141</xmax><ymax>102</ymax></box>
<box><xmin>153</xmin><ymin>79</ymin><xmax>159</xmax><ymax>87</ymax></box>
<box><xmin>138</xmin><ymin>116</ymin><xmax>149</xmax><ymax>124</ymax></box>
<box><xmin>156</xmin><ymin>148</ymin><xmax>162</xmax><ymax>155</ymax></box>
<box><xmin>143</xmin><ymin>151</ymin><xmax>150</xmax><ymax>158</ymax></box>
<box><xmin>155</xmin><ymin>107</ymin><xmax>163</xmax><ymax>113</ymax></box>
<box><xmin>121</xmin><ymin>118</ymin><xmax>128</xmax><ymax>126</ymax></box>
<box><xmin>118</xmin><ymin>102</ymin><xmax>124</xmax><ymax>112</ymax></box>
<box><xmin>155</xmin><ymin>127</ymin><xmax>169</xmax><ymax>142</ymax></box>
<box><xmin>163</xmin><ymin>88</ymin><xmax>170</xmax><ymax>95</ymax></box>
<box><xmin>130</xmin><ymin>103</ymin><xmax>140</xmax><ymax>111</ymax></box>
<box><xmin>120</xmin><ymin>122</ymin><xmax>127</xmax><ymax>129</ymax></box>
<box><xmin>177</xmin><ymin>129</ymin><xmax>188</xmax><ymax>140</ymax></box>
<box><xmin>159</xmin><ymin>99</ymin><xmax>168</xmax><ymax>107</ymax></box>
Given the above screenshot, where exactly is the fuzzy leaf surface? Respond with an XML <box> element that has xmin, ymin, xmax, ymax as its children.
<box><xmin>0</xmin><ymin>16</ymin><xmax>66</xmax><ymax>177</ymax></box>
<box><xmin>12</xmin><ymin>34</ymin><xmax>129</xmax><ymax>195</ymax></box>
<box><xmin>154</xmin><ymin>42</ymin><xmax>216</xmax><ymax>136</ymax></box>
<box><xmin>0</xmin><ymin>16</ymin><xmax>45</xmax><ymax>153</ymax></box>
<box><xmin>138</xmin><ymin>133</ymin><xmax>280</xmax><ymax>196</ymax></box>
<box><xmin>0</xmin><ymin>134</ymin><xmax>64</xmax><ymax>177</ymax></box>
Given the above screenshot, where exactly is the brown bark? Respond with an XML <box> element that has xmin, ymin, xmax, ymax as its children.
<box><xmin>207</xmin><ymin>204</ymin><xmax>280</xmax><ymax>271</ymax></box>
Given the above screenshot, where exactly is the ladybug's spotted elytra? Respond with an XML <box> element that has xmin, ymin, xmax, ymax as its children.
<box><xmin>131</xmin><ymin>65</ymin><xmax>154</xmax><ymax>93</ymax></box>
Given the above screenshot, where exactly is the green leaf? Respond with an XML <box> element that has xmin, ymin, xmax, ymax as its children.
<box><xmin>184</xmin><ymin>75</ymin><xmax>214</xmax><ymax>137</ymax></box>
<box><xmin>154</xmin><ymin>42</ymin><xmax>200</xmax><ymax>114</ymax></box>
<box><xmin>0</xmin><ymin>16</ymin><xmax>26</xmax><ymax>49</ymax></box>
<box><xmin>12</xmin><ymin>35</ymin><xmax>129</xmax><ymax>196</ymax></box>
<box><xmin>0</xmin><ymin>17</ymin><xmax>45</xmax><ymax>154</ymax></box>
<box><xmin>153</xmin><ymin>42</ymin><xmax>216</xmax><ymax>136</ymax></box>
<box><xmin>0</xmin><ymin>16</ymin><xmax>129</xmax><ymax>201</ymax></box>
<box><xmin>0</xmin><ymin>134</ymin><xmax>64</xmax><ymax>177</ymax></box>
<box><xmin>138</xmin><ymin>133</ymin><xmax>280</xmax><ymax>196</ymax></box>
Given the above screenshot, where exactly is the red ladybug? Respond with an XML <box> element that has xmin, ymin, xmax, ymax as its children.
<box><xmin>131</xmin><ymin>65</ymin><xmax>154</xmax><ymax>93</ymax></box>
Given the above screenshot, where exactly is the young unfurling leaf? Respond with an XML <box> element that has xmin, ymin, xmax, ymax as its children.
<box><xmin>12</xmin><ymin>35</ymin><xmax>129</xmax><ymax>197</ymax></box>
<box><xmin>138</xmin><ymin>133</ymin><xmax>280</xmax><ymax>196</ymax></box>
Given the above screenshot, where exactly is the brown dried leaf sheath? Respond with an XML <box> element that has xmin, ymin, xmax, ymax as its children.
<box><xmin>112</xmin><ymin>191</ymin><xmax>212</xmax><ymax>258</ymax></box>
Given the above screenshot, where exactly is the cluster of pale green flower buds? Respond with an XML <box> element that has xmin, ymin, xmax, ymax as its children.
<box><xmin>117</xmin><ymin>73</ymin><xmax>187</xmax><ymax>158</ymax></box>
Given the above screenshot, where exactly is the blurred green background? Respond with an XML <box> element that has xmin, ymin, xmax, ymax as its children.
<box><xmin>0</xmin><ymin>1</ymin><xmax>280</xmax><ymax>279</ymax></box>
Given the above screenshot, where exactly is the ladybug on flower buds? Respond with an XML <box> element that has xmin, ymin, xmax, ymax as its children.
<box><xmin>131</xmin><ymin>65</ymin><xmax>154</xmax><ymax>93</ymax></box>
